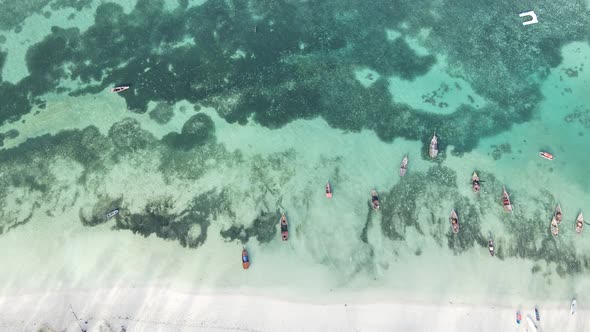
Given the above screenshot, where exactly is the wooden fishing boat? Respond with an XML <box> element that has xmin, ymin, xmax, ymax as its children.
<box><xmin>429</xmin><ymin>132</ymin><xmax>438</xmax><ymax>158</ymax></box>
<box><xmin>325</xmin><ymin>181</ymin><xmax>333</xmax><ymax>199</ymax></box>
<box><xmin>110</xmin><ymin>85</ymin><xmax>129</xmax><ymax>93</ymax></box>
<box><xmin>399</xmin><ymin>155</ymin><xmax>408</xmax><ymax>177</ymax></box>
<box><xmin>550</xmin><ymin>218</ymin><xmax>559</xmax><ymax>237</ymax></box>
<box><xmin>106</xmin><ymin>208</ymin><xmax>119</xmax><ymax>218</ymax></box>
<box><xmin>371</xmin><ymin>188</ymin><xmax>380</xmax><ymax>210</ymax></box>
<box><xmin>242</xmin><ymin>248</ymin><xmax>250</xmax><ymax>269</ymax></box>
<box><xmin>450</xmin><ymin>209</ymin><xmax>459</xmax><ymax>234</ymax></box>
<box><xmin>502</xmin><ymin>186</ymin><xmax>513</xmax><ymax>213</ymax></box>
<box><xmin>472</xmin><ymin>172</ymin><xmax>480</xmax><ymax>193</ymax></box>
<box><xmin>280</xmin><ymin>213</ymin><xmax>289</xmax><ymax>241</ymax></box>
<box><xmin>553</xmin><ymin>204</ymin><xmax>562</xmax><ymax>224</ymax></box>
<box><xmin>539</xmin><ymin>151</ymin><xmax>554</xmax><ymax>160</ymax></box>
<box><xmin>488</xmin><ymin>238</ymin><xmax>494</xmax><ymax>256</ymax></box>
<box><xmin>535</xmin><ymin>305</ymin><xmax>540</xmax><ymax>321</ymax></box>
<box><xmin>575</xmin><ymin>212</ymin><xmax>584</xmax><ymax>234</ymax></box>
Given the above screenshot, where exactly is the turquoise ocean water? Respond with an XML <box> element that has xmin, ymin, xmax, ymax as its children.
<box><xmin>0</xmin><ymin>0</ymin><xmax>589</xmax><ymax>324</ymax></box>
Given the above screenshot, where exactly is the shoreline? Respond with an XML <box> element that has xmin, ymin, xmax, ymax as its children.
<box><xmin>0</xmin><ymin>286</ymin><xmax>586</xmax><ymax>332</ymax></box>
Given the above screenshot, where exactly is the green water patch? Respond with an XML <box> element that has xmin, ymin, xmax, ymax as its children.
<box><xmin>114</xmin><ymin>190</ymin><xmax>227</xmax><ymax>248</ymax></box>
<box><xmin>220</xmin><ymin>209</ymin><xmax>279</xmax><ymax>244</ymax></box>
<box><xmin>2</xmin><ymin>0</ymin><xmax>586</xmax><ymax>151</ymax></box>
<box><xmin>149</xmin><ymin>102</ymin><xmax>175</xmax><ymax>124</ymax></box>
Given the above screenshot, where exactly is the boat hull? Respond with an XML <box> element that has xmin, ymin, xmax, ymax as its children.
<box><xmin>242</xmin><ymin>249</ymin><xmax>250</xmax><ymax>269</ymax></box>
<box><xmin>280</xmin><ymin>214</ymin><xmax>289</xmax><ymax>241</ymax></box>
<box><xmin>539</xmin><ymin>151</ymin><xmax>554</xmax><ymax>160</ymax></box>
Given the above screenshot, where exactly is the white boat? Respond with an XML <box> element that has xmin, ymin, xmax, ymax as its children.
<box><xmin>106</xmin><ymin>209</ymin><xmax>119</xmax><ymax>218</ymax></box>
<box><xmin>399</xmin><ymin>156</ymin><xmax>408</xmax><ymax>177</ymax></box>
<box><xmin>429</xmin><ymin>132</ymin><xmax>438</xmax><ymax>158</ymax></box>
<box><xmin>571</xmin><ymin>299</ymin><xmax>577</xmax><ymax>315</ymax></box>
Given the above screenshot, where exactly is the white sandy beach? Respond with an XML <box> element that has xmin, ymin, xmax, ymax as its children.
<box><xmin>0</xmin><ymin>286</ymin><xmax>587</xmax><ymax>332</ymax></box>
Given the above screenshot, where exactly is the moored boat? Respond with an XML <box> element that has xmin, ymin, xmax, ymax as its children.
<box><xmin>571</xmin><ymin>299</ymin><xmax>577</xmax><ymax>315</ymax></box>
<box><xmin>516</xmin><ymin>311</ymin><xmax>522</xmax><ymax>324</ymax></box>
<box><xmin>488</xmin><ymin>238</ymin><xmax>494</xmax><ymax>256</ymax></box>
<box><xmin>575</xmin><ymin>212</ymin><xmax>584</xmax><ymax>234</ymax></box>
<box><xmin>110</xmin><ymin>85</ymin><xmax>130</xmax><ymax>93</ymax></box>
<box><xmin>399</xmin><ymin>156</ymin><xmax>408</xmax><ymax>177</ymax></box>
<box><xmin>450</xmin><ymin>209</ymin><xmax>459</xmax><ymax>234</ymax></box>
<box><xmin>502</xmin><ymin>186</ymin><xmax>513</xmax><ymax>213</ymax></box>
<box><xmin>242</xmin><ymin>248</ymin><xmax>250</xmax><ymax>269</ymax></box>
<box><xmin>535</xmin><ymin>305</ymin><xmax>540</xmax><ymax>321</ymax></box>
<box><xmin>106</xmin><ymin>208</ymin><xmax>119</xmax><ymax>218</ymax></box>
<box><xmin>472</xmin><ymin>172</ymin><xmax>480</xmax><ymax>193</ymax></box>
<box><xmin>280</xmin><ymin>213</ymin><xmax>289</xmax><ymax>241</ymax></box>
<box><xmin>429</xmin><ymin>132</ymin><xmax>438</xmax><ymax>158</ymax></box>
<box><xmin>371</xmin><ymin>188</ymin><xmax>380</xmax><ymax>210</ymax></box>
<box><xmin>326</xmin><ymin>181</ymin><xmax>332</xmax><ymax>199</ymax></box>
<box><xmin>553</xmin><ymin>204</ymin><xmax>563</xmax><ymax>224</ymax></box>
<box><xmin>539</xmin><ymin>151</ymin><xmax>554</xmax><ymax>160</ymax></box>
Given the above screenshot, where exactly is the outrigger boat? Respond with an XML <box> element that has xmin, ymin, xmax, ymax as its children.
<box><xmin>550</xmin><ymin>204</ymin><xmax>562</xmax><ymax>237</ymax></box>
<box><xmin>280</xmin><ymin>213</ymin><xmax>289</xmax><ymax>241</ymax></box>
<box><xmin>106</xmin><ymin>208</ymin><xmax>119</xmax><ymax>219</ymax></box>
<box><xmin>371</xmin><ymin>188</ymin><xmax>380</xmax><ymax>210</ymax></box>
<box><xmin>110</xmin><ymin>85</ymin><xmax>130</xmax><ymax>93</ymax></box>
<box><xmin>429</xmin><ymin>131</ymin><xmax>438</xmax><ymax>158</ymax></box>
<box><xmin>326</xmin><ymin>181</ymin><xmax>332</xmax><ymax>199</ymax></box>
<box><xmin>472</xmin><ymin>172</ymin><xmax>481</xmax><ymax>193</ymax></box>
<box><xmin>575</xmin><ymin>212</ymin><xmax>584</xmax><ymax>234</ymax></box>
<box><xmin>539</xmin><ymin>151</ymin><xmax>554</xmax><ymax>160</ymax></box>
<box><xmin>502</xmin><ymin>186</ymin><xmax>513</xmax><ymax>213</ymax></box>
<box><xmin>450</xmin><ymin>209</ymin><xmax>459</xmax><ymax>234</ymax></box>
<box><xmin>399</xmin><ymin>155</ymin><xmax>408</xmax><ymax>177</ymax></box>
<box><xmin>488</xmin><ymin>238</ymin><xmax>494</xmax><ymax>256</ymax></box>
<box><xmin>242</xmin><ymin>248</ymin><xmax>250</xmax><ymax>269</ymax></box>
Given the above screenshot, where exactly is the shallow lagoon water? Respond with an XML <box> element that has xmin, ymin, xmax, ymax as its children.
<box><xmin>0</xmin><ymin>0</ymin><xmax>589</xmax><ymax>330</ymax></box>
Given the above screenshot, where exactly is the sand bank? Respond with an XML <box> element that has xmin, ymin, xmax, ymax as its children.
<box><xmin>0</xmin><ymin>287</ymin><xmax>586</xmax><ymax>332</ymax></box>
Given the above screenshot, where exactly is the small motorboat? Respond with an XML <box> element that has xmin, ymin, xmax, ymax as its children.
<box><xmin>110</xmin><ymin>85</ymin><xmax>130</xmax><ymax>93</ymax></box>
<box><xmin>571</xmin><ymin>299</ymin><xmax>577</xmax><ymax>315</ymax></box>
<box><xmin>450</xmin><ymin>209</ymin><xmax>459</xmax><ymax>234</ymax></box>
<box><xmin>106</xmin><ymin>208</ymin><xmax>119</xmax><ymax>219</ymax></box>
<box><xmin>242</xmin><ymin>248</ymin><xmax>250</xmax><ymax>269</ymax></box>
<box><xmin>516</xmin><ymin>311</ymin><xmax>522</xmax><ymax>324</ymax></box>
<box><xmin>535</xmin><ymin>305</ymin><xmax>540</xmax><ymax>321</ymax></box>
<box><xmin>399</xmin><ymin>155</ymin><xmax>408</xmax><ymax>177</ymax></box>
<box><xmin>472</xmin><ymin>172</ymin><xmax>480</xmax><ymax>193</ymax></box>
<box><xmin>371</xmin><ymin>188</ymin><xmax>380</xmax><ymax>210</ymax></box>
<box><xmin>488</xmin><ymin>238</ymin><xmax>494</xmax><ymax>256</ymax></box>
<box><xmin>575</xmin><ymin>212</ymin><xmax>584</xmax><ymax>234</ymax></box>
<box><xmin>326</xmin><ymin>181</ymin><xmax>332</xmax><ymax>199</ymax></box>
<box><xmin>539</xmin><ymin>151</ymin><xmax>554</xmax><ymax>160</ymax></box>
<box><xmin>429</xmin><ymin>131</ymin><xmax>438</xmax><ymax>158</ymax></box>
<box><xmin>280</xmin><ymin>213</ymin><xmax>288</xmax><ymax>241</ymax></box>
<box><xmin>502</xmin><ymin>186</ymin><xmax>513</xmax><ymax>213</ymax></box>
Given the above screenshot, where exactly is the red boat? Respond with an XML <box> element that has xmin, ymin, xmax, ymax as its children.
<box><xmin>280</xmin><ymin>213</ymin><xmax>289</xmax><ymax>241</ymax></box>
<box><xmin>110</xmin><ymin>86</ymin><xmax>130</xmax><ymax>93</ymax></box>
<box><xmin>326</xmin><ymin>182</ymin><xmax>332</xmax><ymax>199</ymax></box>
<box><xmin>539</xmin><ymin>151</ymin><xmax>553</xmax><ymax>160</ymax></box>
<box><xmin>371</xmin><ymin>188</ymin><xmax>380</xmax><ymax>210</ymax></box>
<box><xmin>242</xmin><ymin>248</ymin><xmax>250</xmax><ymax>269</ymax></box>
<box><xmin>502</xmin><ymin>186</ymin><xmax>513</xmax><ymax>213</ymax></box>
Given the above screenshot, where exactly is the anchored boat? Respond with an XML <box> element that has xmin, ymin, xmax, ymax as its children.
<box><xmin>280</xmin><ymin>213</ymin><xmax>289</xmax><ymax>241</ymax></box>
<box><xmin>472</xmin><ymin>172</ymin><xmax>480</xmax><ymax>193</ymax></box>
<box><xmin>371</xmin><ymin>188</ymin><xmax>380</xmax><ymax>210</ymax></box>
<box><xmin>575</xmin><ymin>212</ymin><xmax>584</xmax><ymax>234</ymax></box>
<box><xmin>450</xmin><ymin>209</ymin><xmax>459</xmax><ymax>234</ymax></box>
<box><xmin>539</xmin><ymin>151</ymin><xmax>554</xmax><ymax>160</ymax></box>
<box><xmin>429</xmin><ymin>132</ymin><xmax>438</xmax><ymax>158</ymax></box>
<box><xmin>110</xmin><ymin>85</ymin><xmax>129</xmax><ymax>93</ymax></box>
<box><xmin>502</xmin><ymin>186</ymin><xmax>513</xmax><ymax>213</ymax></box>
<box><xmin>326</xmin><ymin>181</ymin><xmax>333</xmax><ymax>199</ymax></box>
<box><xmin>551</xmin><ymin>204</ymin><xmax>562</xmax><ymax>237</ymax></box>
<box><xmin>399</xmin><ymin>156</ymin><xmax>408</xmax><ymax>177</ymax></box>
<box><xmin>242</xmin><ymin>248</ymin><xmax>250</xmax><ymax>269</ymax></box>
